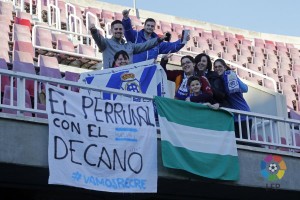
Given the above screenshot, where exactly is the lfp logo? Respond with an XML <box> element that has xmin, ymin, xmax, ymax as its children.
<box><xmin>261</xmin><ymin>155</ymin><xmax>287</xmax><ymax>181</ymax></box>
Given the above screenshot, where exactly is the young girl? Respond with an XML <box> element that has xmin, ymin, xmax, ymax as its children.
<box><xmin>186</xmin><ymin>76</ymin><xmax>219</xmax><ymax>110</ymax></box>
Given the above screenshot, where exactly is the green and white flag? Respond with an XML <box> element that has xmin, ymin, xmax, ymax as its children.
<box><xmin>155</xmin><ymin>96</ymin><xmax>239</xmax><ymax>181</ymax></box>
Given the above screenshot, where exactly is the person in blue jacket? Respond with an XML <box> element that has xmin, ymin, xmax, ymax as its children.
<box><xmin>122</xmin><ymin>9</ymin><xmax>190</xmax><ymax>63</ymax></box>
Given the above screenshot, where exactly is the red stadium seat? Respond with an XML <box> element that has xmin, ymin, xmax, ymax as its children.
<box><xmin>14</xmin><ymin>17</ymin><xmax>32</xmax><ymax>31</ymax></box>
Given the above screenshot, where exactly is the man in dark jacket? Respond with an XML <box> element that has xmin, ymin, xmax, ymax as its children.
<box><xmin>122</xmin><ymin>9</ymin><xmax>189</xmax><ymax>63</ymax></box>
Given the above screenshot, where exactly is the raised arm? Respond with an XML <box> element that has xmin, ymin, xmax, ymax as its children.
<box><xmin>122</xmin><ymin>9</ymin><xmax>138</xmax><ymax>43</ymax></box>
<box><xmin>160</xmin><ymin>53</ymin><xmax>182</xmax><ymax>82</ymax></box>
<box><xmin>158</xmin><ymin>39</ymin><xmax>185</xmax><ymax>54</ymax></box>
<box><xmin>90</xmin><ymin>24</ymin><xmax>106</xmax><ymax>51</ymax></box>
<box><xmin>159</xmin><ymin>34</ymin><xmax>190</xmax><ymax>54</ymax></box>
<box><xmin>132</xmin><ymin>35</ymin><xmax>166</xmax><ymax>54</ymax></box>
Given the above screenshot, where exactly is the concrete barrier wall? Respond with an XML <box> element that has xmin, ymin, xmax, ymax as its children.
<box><xmin>1</xmin><ymin>115</ymin><xmax>300</xmax><ymax>191</ymax></box>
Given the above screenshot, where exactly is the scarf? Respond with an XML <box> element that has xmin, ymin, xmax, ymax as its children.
<box><xmin>223</xmin><ymin>70</ymin><xmax>241</xmax><ymax>93</ymax></box>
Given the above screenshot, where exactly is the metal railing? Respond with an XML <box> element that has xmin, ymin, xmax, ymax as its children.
<box><xmin>1</xmin><ymin>69</ymin><xmax>300</xmax><ymax>153</ymax></box>
<box><xmin>32</xmin><ymin>25</ymin><xmax>101</xmax><ymax>62</ymax></box>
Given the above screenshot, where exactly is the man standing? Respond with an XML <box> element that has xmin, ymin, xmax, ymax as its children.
<box><xmin>122</xmin><ymin>9</ymin><xmax>189</xmax><ymax>63</ymax></box>
<box><xmin>90</xmin><ymin>20</ymin><xmax>165</xmax><ymax>68</ymax></box>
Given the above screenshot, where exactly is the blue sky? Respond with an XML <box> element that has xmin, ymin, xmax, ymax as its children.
<box><xmin>99</xmin><ymin>0</ymin><xmax>300</xmax><ymax>37</ymax></box>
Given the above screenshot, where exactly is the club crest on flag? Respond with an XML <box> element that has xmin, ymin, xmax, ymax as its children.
<box><xmin>121</xmin><ymin>72</ymin><xmax>141</xmax><ymax>93</ymax></box>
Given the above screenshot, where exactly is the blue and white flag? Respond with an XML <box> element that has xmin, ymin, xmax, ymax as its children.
<box><xmin>79</xmin><ymin>62</ymin><xmax>171</xmax><ymax>101</ymax></box>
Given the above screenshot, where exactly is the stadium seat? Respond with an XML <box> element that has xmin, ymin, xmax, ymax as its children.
<box><xmin>161</xmin><ymin>24</ymin><xmax>172</xmax><ymax>33</ymax></box>
<box><xmin>0</xmin><ymin>15</ymin><xmax>11</xmax><ymax>25</ymax></box>
<box><xmin>14</xmin><ymin>41</ymin><xmax>35</xmax><ymax>58</ymax></box>
<box><xmin>12</xmin><ymin>61</ymin><xmax>36</xmax><ymax>96</ymax></box>
<box><xmin>190</xmin><ymin>46</ymin><xmax>205</xmax><ymax>54</ymax></box>
<box><xmin>245</xmin><ymin>76</ymin><xmax>260</xmax><ymax>85</ymax></box>
<box><xmin>101</xmin><ymin>9</ymin><xmax>114</xmax><ymax>20</ymax></box>
<box><xmin>235</xmin><ymin>34</ymin><xmax>244</xmax><ymax>41</ymax></box>
<box><xmin>241</xmin><ymin>39</ymin><xmax>252</xmax><ymax>47</ymax></box>
<box><xmin>286</xmin><ymin>43</ymin><xmax>295</xmax><ymax>49</ymax></box>
<box><xmin>236</xmin><ymin>55</ymin><xmax>249</xmax><ymax>65</ymax></box>
<box><xmin>13</xmin><ymin>51</ymin><xmax>33</xmax><ymax>64</ymax></box>
<box><xmin>189</xmin><ymin>30</ymin><xmax>201</xmax><ymax>38</ymax></box>
<box><xmin>228</xmin><ymin>37</ymin><xmax>239</xmax><ymax>45</ymax></box>
<box><xmin>263</xmin><ymin>78</ymin><xmax>277</xmax><ymax>90</ymax></box>
<box><xmin>212</xmin><ymin>30</ymin><xmax>222</xmax><ymax>38</ymax></box>
<box><xmin>262</xmin><ymin>66</ymin><xmax>275</xmax><ymax>75</ymax></box>
<box><xmin>0</xmin><ymin>31</ymin><xmax>9</xmax><ymax>45</ymax></box>
<box><xmin>36</xmin><ymin>103</ymin><xmax>47</xmax><ymax>119</ymax></box>
<box><xmin>85</xmin><ymin>7</ymin><xmax>101</xmax><ymax>17</ymax></box>
<box><xmin>38</xmin><ymin>55</ymin><xmax>59</xmax><ymax>69</ymax></box>
<box><xmin>36</xmin><ymin>36</ymin><xmax>54</xmax><ymax>55</ymax></box>
<box><xmin>282</xmin><ymin>75</ymin><xmax>296</xmax><ymax>86</ymax></box>
<box><xmin>224</xmin><ymin>32</ymin><xmax>234</xmax><ymax>40</ymax></box>
<box><xmin>170</xmin><ymin>54</ymin><xmax>182</xmax><ymax>65</ymax></box>
<box><xmin>215</xmin><ymin>35</ymin><xmax>226</xmax><ymax>44</ymax></box>
<box><xmin>212</xmin><ymin>44</ymin><xmax>224</xmax><ymax>54</ymax></box>
<box><xmin>277</xmin><ymin>46</ymin><xmax>288</xmax><ymax>53</ymax></box>
<box><xmin>279</xmin><ymin>62</ymin><xmax>291</xmax><ymax>71</ymax></box>
<box><xmin>265</xmin><ymin>43</ymin><xmax>276</xmax><ymax>51</ymax></box>
<box><xmin>14</xmin><ymin>17</ymin><xmax>32</xmax><ymax>31</ymax></box>
<box><xmin>39</xmin><ymin>66</ymin><xmax>62</xmax><ymax>80</ymax></box>
<box><xmin>202</xmin><ymin>32</ymin><xmax>213</xmax><ymax>41</ymax></box>
<box><xmin>0</xmin><ymin>23</ymin><xmax>10</xmax><ymax>34</ymax></box>
<box><xmin>113</xmin><ymin>12</ymin><xmax>123</xmax><ymax>21</ymax></box>
<box><xmin>13</xmin><ymin>32</ymin><xmax>31</xmax><ymax>42</ymax></box>
<box><xmin>236</xmin><ymin>68</ymin><xmax>249</xmax><ymax>79</ymax></box>
<box><xmin>52</xmin><ymin>33</ymin><xmax>69</xmax><ymax>43</ymax></box>
<box><xmin>77</xmin><ymin>44</ymin><xmax>96</xmax><ymax>57</ymax></box>
<box><xmin>0</xmin><ymin>47</ymin><xmax>10</xmax><ymax>63</ymax></box>
<box><xmin>205</xmin><ymin>50</ymin><xmax>219</xmax><ymax>58</ymax></box>
<box><xmin>64</xmin><ymin>71</ymin><xmax>80</xmax><ymax>92</ymax></box>
<box><xmin>0</xmin><ymin>58</ymin><xmax>10</xmax><ymax>92</ymax></box>
<box><xmin>240</xmin><ymin>49</ymin><xmax>252</xmax><ymax>58</ymax></box>
<box><xmin>16</xmin><ymin>11</ymin><xmax>32</xmax><ymax>23</ymax></box>
<box><xmin>2</xmin><ymin>85</ymin><xmax>32</xmax><ymax>117</ymax></box>
<box><xmin>275</xmin><ymin>42</ymin><xmax>285</xmax><ymax>48</ymax></box>
<box><xmin>221</xmin><ymin>52</ymin><xmax>234</xmax><ymax>62</ymax></box>
<box><xmin>247</xmin><ymin>63</ymin><xmax>261</xmax><ymax>74</ymax></box>
<box><xmin>56</xmin><ymin>40</ymin><xmax>75</xmax><ymax>53</ymax></box>
<box><xmin>277</xmin><ymin>68</ymin><xmax>290</xmax><ymax>77</ymax></box>
<box><xmin>13</xmin><ymin>23</ymin><xmax>31</xmax><ymax>36</ymax></box>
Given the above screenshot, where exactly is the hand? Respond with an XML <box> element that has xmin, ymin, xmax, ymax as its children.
<box><xmin>204</xmin><ymin>103</ymin><xmax>220</xmax><ymax>110</ymax></box>
<box><xmin>122</xmin><ymin>9</ymin><xmax>131</xmax><ymax>19</ymax></box>
<box><xmin>162</xmin><ymin>51</ymin><xmax>173</xmax><ymax>61</ymax></box>
<box><xmin>89</xmin><ymin>23</ymin><xmax>97</xmax><ymax>34</ymax></box>
<box><xmin>185</xmin><ymin>97</ymin><xmax>190</xmax><ymax>102</ymax></box>
<box><xmin>186</xmin><ymin>34</ymin><xmax>190</xmax><ymax>41</ymax></box>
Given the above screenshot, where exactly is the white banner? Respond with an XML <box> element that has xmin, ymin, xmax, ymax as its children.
<box><xmin>46</xmin><ymin>85</ymin><xmax>158</xmax><ymax>193</ymax></box>
<box><xmin>79</xmin><ymin>62</ymin><xmax>171</xmax><ymax>101</ymax></box>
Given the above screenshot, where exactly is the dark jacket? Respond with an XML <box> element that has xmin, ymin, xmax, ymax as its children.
<box><xmin>123</xmin><ymin>18</ymin><xmax>185</xmax><ymax>63</ymax></box>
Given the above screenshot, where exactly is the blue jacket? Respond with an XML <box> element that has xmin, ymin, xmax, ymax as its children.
<box><xmin>223</xmin><ymin>74</ymin><xmax>251</xmax><ymax>121</ymax></box>
<box><xmin>122</xmin><ymin>18</ymin><xmax>185</xmax><ymax>63</ymax></box>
